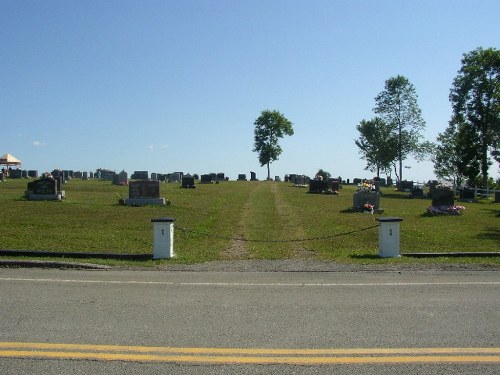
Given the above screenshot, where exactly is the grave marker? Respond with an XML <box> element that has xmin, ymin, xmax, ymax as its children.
<box><xmin>25</xmin><ymin>177</ymin><xmax>63</xmax><ymax>201</ymax></box>
<box><xmin>124</xmin><ymin>180</ymin><xmax>166</xmax><ymax>206</ymax></box>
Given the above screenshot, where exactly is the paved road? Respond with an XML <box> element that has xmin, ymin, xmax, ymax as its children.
<box><xmin>0</xmin><ymin>267</ymin><xmax>498</xmax><ymax>374</ymax></box>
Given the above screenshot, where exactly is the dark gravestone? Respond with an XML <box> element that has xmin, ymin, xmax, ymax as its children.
<box><xmin>26</xmin><ymin>178</ymin><xmax>62</xmax><ymax>200</ymax></box>
<box><xmin>495</xmin><ymin>191</ymin><xmax>500</xmax><ymax>203</ymax></box>
<box><xmin>216</xmin><ymin>173</ymin><xmax>225</xmax><ymax>181</ymax></box>
<box><xmin>410</xmin><ymin>186</ymin><xmax>424</xmax><ymax>198</ymax></box>
<box><xmin>28</xmin><ymin>170</ymin><xmax>38</xmax><ymax>178</ymax></box>
<box><xmin>125</xmin><ymin>180</ymin><xmax>165</xmax><ymax>205</ymax></box>
<box><xmin>459</xmin><ymin>188</ymin><xmax>475</xmax><ymax>201</ymax></box>
<box><xmin>294</xmin><ymin>175</ymin><xmax>307</xmax><ymax>186</ymax></box>
<box><xmin>309</xmin><ymin>180</ymin><xmax>329</xmax><ymax>193</ymax></box>
<box><xmin>398</xmin><ymin>180</ymin><xmax>413</xmax><ymax>192</ymax></box>
<box><xmin>200</xmin><ymin>174</ymin><xmax>213</xmax><ymax>184</ymax></box>
<box><xmin>238</xmin><ymin>174</ymin><xmax>247</xmax><ymax>181</ymax></box>
<box><xmin>331</xmin><ymin>180</ymin><xmax>340</xmax><ymax>192</ymax></box>
<box><xmin>10</xmin><ymin>169</ymin><xmax>22</xmax><ymax>179</ymax></box>
<box><xmin>250</xmin><ymin>171</ymin><xmax>257</xmax><ymax>181</ymax></box>
<box><xmin>432</xmin><ymin>187</ymin><xmax>455</xmax><ymax>207</ymax></box>
<box><xmin>132</xmin><ymin>171</ymin><xmax>149</xmax><ymax>180</ymax></box>
<box><xmin>182</xmin><ymin>175</ymin><xmax>196</xmax><ymax>188</ymax></box>
<box><xmin>353</xmin><ymin>191</ymin><xmax>381</xmax><ymax>211</ymax></box>
<box><xmin>129</xmin><ymin>180</ymin><xmax>160</xmax><ymax>198</ymax></box>
<box><xmin>118</xmin><ymin>170</ymin><xmax>128</xmax><ymax>185</ymax></box>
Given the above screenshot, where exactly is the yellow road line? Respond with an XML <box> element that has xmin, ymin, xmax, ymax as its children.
<box><xmin>0</xmin><ymin>342</ymin><xmax>499</xmax><ymax>356</ymax></box>
<box><xmin>0</xmin><ymin>342</ymin><xmax>499</xmax><ymax>365</ymax></box>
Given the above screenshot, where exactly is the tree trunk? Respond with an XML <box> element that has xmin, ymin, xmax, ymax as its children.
<box><xmin>267</xmin><ymin>162</ymin><xmax>270</xmax><ymax>181</ymax></box>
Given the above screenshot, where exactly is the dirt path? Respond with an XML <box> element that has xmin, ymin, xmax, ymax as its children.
<box><xmin>221</xmin><ymin>182</ymin><xmax>317</xmax><ymax>259</ymax></box>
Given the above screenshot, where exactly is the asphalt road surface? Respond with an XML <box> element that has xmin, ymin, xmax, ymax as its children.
<box><xmin>0</xmin><ymin>267</ymin><xmax>498</xmax><ymax>374</ymax></box>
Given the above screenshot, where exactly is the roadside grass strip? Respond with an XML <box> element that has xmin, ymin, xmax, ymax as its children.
<box><xmin>1</xmin><ymin>342</ymin><xmax>499</xmax><ymax>365</ymax></box>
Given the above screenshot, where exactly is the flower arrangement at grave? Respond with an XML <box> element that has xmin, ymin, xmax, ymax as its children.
<box><xmin>427</xmin><ymin>205</ymin><xmax>465</xmax><ymax>215</ymax></box>
<box><xmin>363</xmin><ymin>203</ymin><xmax>374</xmax><ymax>213</ymax></box>
<box><xmin>358</xmin><ymin>180</ymin><xmax>376</xmax><ymax>192</ymax></box>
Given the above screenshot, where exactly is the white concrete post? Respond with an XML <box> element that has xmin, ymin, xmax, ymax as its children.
<box><xmin>375</xmin><ymin>217</ymin><xmax>403</xmax><ymax>258</ymax></box>
<box><xmin>151</xmin><ymin>217</ymin><xmax>175</xmax><ymax>259</ymax></box>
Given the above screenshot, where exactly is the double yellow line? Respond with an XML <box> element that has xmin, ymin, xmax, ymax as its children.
<box><xmin>1</xmin><ymin>342</ymin><xmax>499</xmax><ymax>365</ymax></box>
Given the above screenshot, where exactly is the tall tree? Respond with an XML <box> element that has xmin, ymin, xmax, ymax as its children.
<box><xmin>373</xmin><ymin>75</ymin><xmax>427</xmax><ymax>183</ymax></box>
<box><xmin>354</xmin><ymin>117</ymin><xmax>396</xmax><ymax>177</ymax></box>
<box><xmin>449</xmin><ymin>47</ymin><xmax>500</xmax><ymax>188</ymax></box>
<box><xmin>433</xmin><ymin>118</ymin><xmax>480</xmax><ymax>186</ymax></box>
<box><xmin>253</xmin><ymin>109</ymin><xmax>294</xmax><ymax>180</ymax></box>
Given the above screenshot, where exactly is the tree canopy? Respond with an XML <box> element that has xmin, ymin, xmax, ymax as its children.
<box><xmin>354</xmin><ymin>117</ymin><xmax>396</xmax><ymax>177</ymax></box>
<box><xmin>373</xmin><ymin>75</ymin><xmax>428</xmax><ymax>183</ymax></box>
<box><xmin>253</xmin><ymin>109</ymin><xmax>294</xmax><ymax>180</ymax></box>
<box><xmin>449</xmin><ymin>47</ymin><xmax>500</xmax><ymax>187</ymax></box>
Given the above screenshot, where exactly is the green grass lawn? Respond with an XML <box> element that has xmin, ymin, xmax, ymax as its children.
<box><xmin>0</xmin><ymin>178</ymin><xmax>498</xmax><ymax>266</ymax></box>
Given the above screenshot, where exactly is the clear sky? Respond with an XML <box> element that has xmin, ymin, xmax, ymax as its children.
<box><xmin>1</xmin><ymin>0</ymin><xmax>499</xmax><ymax>182</ymax></box>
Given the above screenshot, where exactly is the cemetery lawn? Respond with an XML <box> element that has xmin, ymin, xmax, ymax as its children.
<box><xmin>0</xmin><ymin>179</ymin><xmax>498</xmax><ymax>267</ymax></box>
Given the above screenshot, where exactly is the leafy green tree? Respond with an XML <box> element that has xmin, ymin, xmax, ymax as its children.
<box><xmin>373</xmin><ymin>75</ymin><xmax>428</xmax><ymax>183</ymax></box>
<box><xmin>433</xmin><ymin>119</ymin><xmax>480</xmax><ymax>186</ymax></box>
<box><xmin>354</xmin><ymin>117</ymin><xmax>396</xmax><ymax>177</ymax></box>
<box><xmin>253</xmin><ymin>109</ymin><xmax>294</xmax><ymax>180</ymax></box>
<box><xmin>449</xmin><ymin>47</ymin><xmax>500</xmax><ymax>188</ymax></box>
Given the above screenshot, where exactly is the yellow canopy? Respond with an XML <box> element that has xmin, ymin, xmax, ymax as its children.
<box><xmin>0</xmin><ymin>153</ymin><xmax>22</xmax><ymax>166</ymax></box>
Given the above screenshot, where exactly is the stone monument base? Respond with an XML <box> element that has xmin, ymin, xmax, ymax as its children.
<box><xmin>124</xmin><ymin>198</ymin><xmax>166</xmax><ymax>206</ymax></box>
<box><xmin>26</xmin><ymin>192</ymin><xmax>63</xmax><ymax>201</ymax></box>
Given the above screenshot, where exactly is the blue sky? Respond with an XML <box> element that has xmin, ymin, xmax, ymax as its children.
<box><xmin>1</xmin><ymin>0</ymin><xmax>499</xmax><ymax>182</ymax></box>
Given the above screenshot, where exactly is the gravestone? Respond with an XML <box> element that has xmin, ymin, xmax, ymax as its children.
<box><xmin>386</xmin><ymin>177</ymin><xmax>393</xmax><ymax>187</ymax></box>
<box><xmin>409</xmin><ymin>186</ymin><xmax>424</xmax><ymax>198</ymax></box>
<box><xmin>308</xmin><ymin>179</ymin><xmax>328</xmax><ymax>193</ymax></box>
<box><xmin>353</xmin><ymin>191</ymin><xmax>381</xmax><ymax>212</ymax></box>
<box><xmin>10</xmin><ymin>169</ymin><xmax>22</xmax><ymax>179</ymax></box>
<box><xmin>398</xmin><ymin>180</ymin><xmax>413</xmax><ymax>192</ymax></box>
<box><xmin>200</xmin><ymin>174</ymin><xmax>213</xmax><ymax>184</ymax></box>
<box><xmin>275</xmin><ymin>176</ymin><xmax>281</xmax><ymax>182</ymax></box>
<box><xmin>181</xmin><ymin>174</ymin><xmax>196</xmax><ymax>188</ymax></box>
<box><xmin>431</xmin><ymin>187</ymin><xmax>455</xmax><ymax>207</ymax></box>
<box><xmin>151</xmin><ymin>173</ymin><xmax>158</xmax><ymax>181</ymax></box>
<box><xmin>82</xmin><ymin>172</ymin><xmax>89</xmax><ymax>180</ymax></box>
<box><xmin>132</xmin><ymin>171</ymin><xmax>149</xmax><ymax>180</ymax></box>
<box><xmin>28</xmin><ymin>170</ymin><xmax>38</xmax><ymax>178</ymax></box>
<box><xmin>459</xmin><ymin>188</ymin><xmax>475</xmax><ymax>201</ymax></box>
<box><xmin>331</xmin><ymin>179</ymin><xmax>340</xmax><ymax>192</ymax></box>
<box><xmin>495</xmin><ymin>191</ymin><xmax>500</xmax><ymax>203</ymax></box>
<box><xmin>294</xmin><ymin>175</ymin><xmax>308</xmax><ymax>187</ymax></box>
<box><xmin>167</xmin><ymin>172</ymin><xmax>182</xmax><ymax>183</ymax></box>
<box><xmin>216</xmin><ymin>173</ymin><xmax>225</xmax><ymax>181</ymax></box>
<box><xmin>238</xmin><ymin>174</ymin><xmax>247</xmax><ymax>181</ymax></box>
<box><xmin>74</xmin><ymin>171</ymin><xmax>83</xmax><ymax>179</ymax></box>
<box><xmin>25</xmin><ymin>177</ymin><xmax>63</xmax><ymax>201</ymax></box>
<box><xmin>124</xmin><ymin>180</ymin><xmax>165</xmax><ymax>206</ymax></box>
<box><xmin>250</xmin><ymin>171</ymin><xmax>257</xmax><ymax>181</ymax></box>
<box><xmin>113</xmin><ymin>170</ymin><xmax>128</xmax><ymax>185</ymax></box>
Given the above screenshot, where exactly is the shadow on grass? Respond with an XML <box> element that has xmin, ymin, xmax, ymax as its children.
<box><xmin>476</xmin><ymin>227</ymin><xmax>500</xmax><ymax>243</ymax></box>
<box><xmin>482</xmin><ymin>208</ymin><xmax>500</xmax><ymax>218</ymax></box>
<box><xmin>381</xmin><ymin>193</ymin><xmax>414</xmax><ymax>200</ymax></box>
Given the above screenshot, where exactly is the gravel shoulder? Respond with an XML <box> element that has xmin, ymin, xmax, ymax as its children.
<box><xmin>1</xmin><ymin>258</ymin><xmax>498</xmax><ymax>272</ymax></box>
